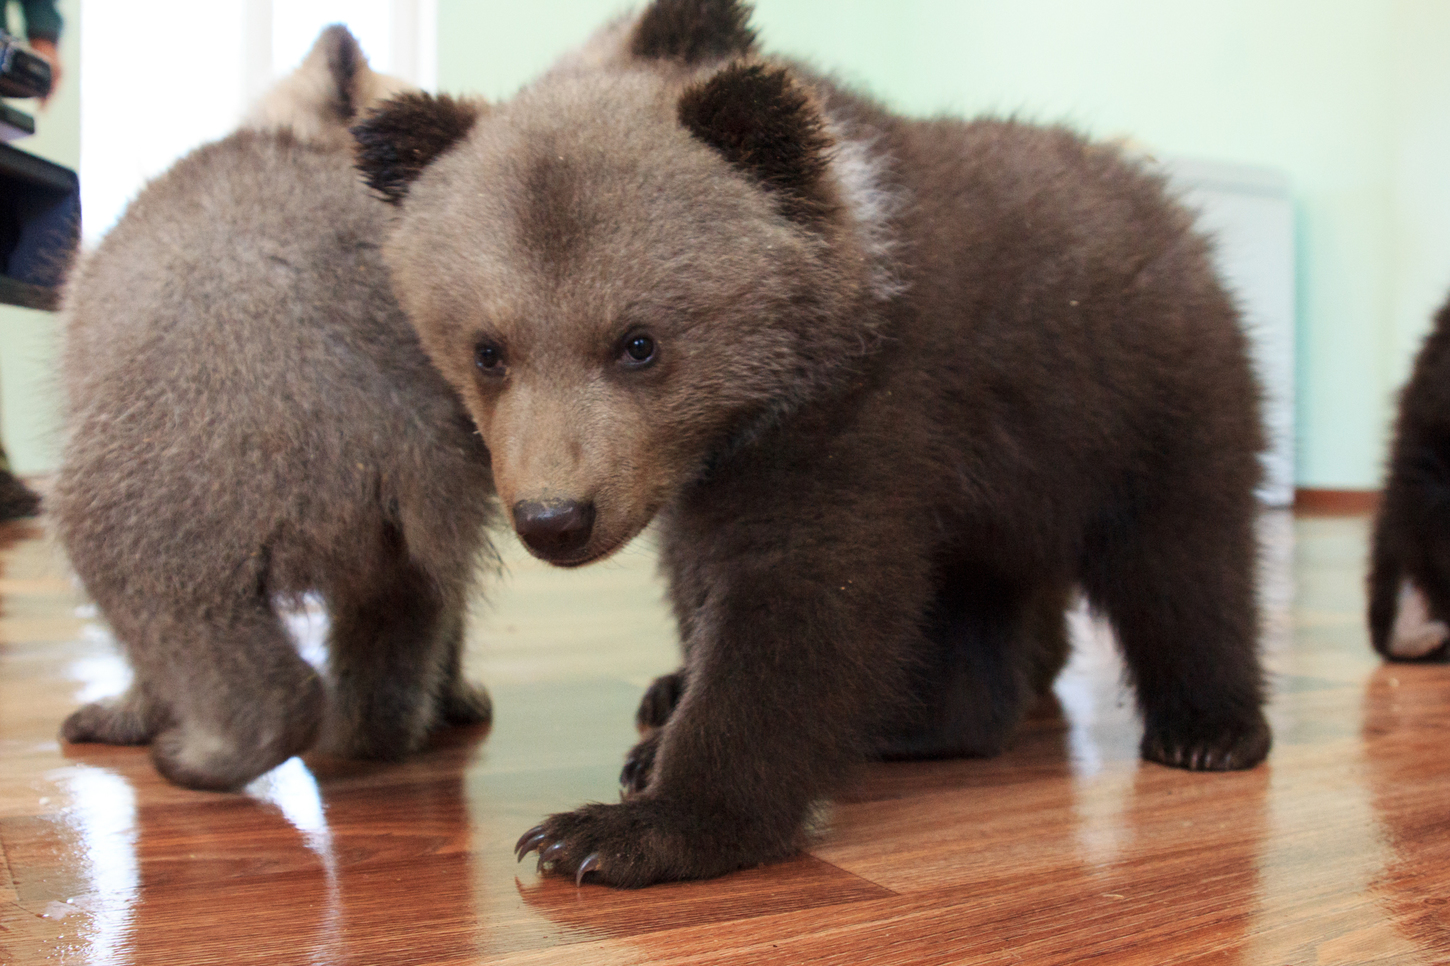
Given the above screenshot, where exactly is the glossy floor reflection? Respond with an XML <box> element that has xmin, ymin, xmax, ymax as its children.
<box><xmin>1</xmin><ymin>512</ymin><xmax>1447</xmax><ymax>964</ymax></box>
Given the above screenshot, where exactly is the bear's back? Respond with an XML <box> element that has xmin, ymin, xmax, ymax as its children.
<box><xmin>55</xmin><ymin>130</ymin><xmax>493</xmax><ymax>602</ymax></box>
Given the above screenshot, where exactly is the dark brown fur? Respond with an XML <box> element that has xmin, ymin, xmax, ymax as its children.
<box><xmin>678</xmin><ymin>62</ymin><xmax>836</xmax><ymax>224</ymax></box>
<box><xmin>631</xmin><ymin>0</ymin><xmax>757</xmax><ymax>64</ymax></box>
<box><xmin>1369</xmin><ymin>293</ymin><xmax>1450</xmax><ymax>661</ymax></box>
<box><xmin>353</xmin><ymin>92</ymin><xmax>481</xmax><ymax>204</ymax></box>
<box><xmin>56</xmin><ymin>32</ymin><xmax>498</xmax><ymax>791</ymax></box>
<box><xmin>358</xmin><ymin>0</ymin><xmax>1269</xmax><ymax>886</ymax></box>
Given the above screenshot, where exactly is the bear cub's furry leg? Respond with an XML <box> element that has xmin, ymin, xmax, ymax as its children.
<box><xmin>320</xmin><ymin>561</ymin><xmax>487</xmax><ymax>760</ymax></box>
<box><xmin>874</xmin><ymin>571</ymin><xmax>1071</xmax><ymax>761</ymax></box>
<box><xmin>1369</xmin><ymin>293</ymin><xmax>1450</xmax><ymax>663</ymax></box>
<box><xmin>134</xmin><ymin>600</ymin><xmax>324</xmax><ymax>791</ymax></box>
<box><xmin>1081</xmin><ymin>484</ymin><xmax>1270</xmax><ymax>770</ymax></box>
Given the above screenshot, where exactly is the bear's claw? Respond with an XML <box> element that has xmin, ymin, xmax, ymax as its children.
<box><xmin>515</xmin><ymin>826</ymin><xmax>548</xmax><ymax>861</ymax></box>
<box><xmin>575</xmin><ymin>853</ymin><xmax>601</xmax><ymax>886</ymax></box>
<box><xmin>515</xmin><ymin>819</ymin><xmax>611</xmax><ymax>886</ymax></box>
<box><xmin>514</xmin><ymin>799</ymin><xmax>786</xmax><ymax>887</ymax></box>
<box><xmin>537</xmin><ymin>840</ymin><xmax>567</xmax><ymax>872</ymax></box>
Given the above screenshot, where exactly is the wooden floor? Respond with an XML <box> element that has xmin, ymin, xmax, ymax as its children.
<box><xmin>1</xmin><ymin>511</ymin><xmax>1447</xmax><ymax>964</ymax></box>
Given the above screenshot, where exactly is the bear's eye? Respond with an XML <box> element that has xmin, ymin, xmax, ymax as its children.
<box><xmin>620</xmin><ymin>333</ymin><xmax>657</xmax><ymax>368</ymax></box>
<box><xmin>475</xmin><ymin>341</ymin><xmax>506</xmax><ymax>376</ymax></box>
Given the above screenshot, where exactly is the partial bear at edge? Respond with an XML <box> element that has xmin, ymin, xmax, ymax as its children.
<box><xmin>54</xmin><ymin>27</ymin><xmax>500</xmax><ymax>791</ymax></box>
<box><xmin>1370</xmin><ymin>290</ymin><xmax>1450</xmax><ymax>665</ymax></box>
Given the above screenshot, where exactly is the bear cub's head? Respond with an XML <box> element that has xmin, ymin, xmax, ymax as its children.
<box><xmin>355</xmin><ymin>6</ymin><xmax>888</xmax><ymax>566</ymax></box>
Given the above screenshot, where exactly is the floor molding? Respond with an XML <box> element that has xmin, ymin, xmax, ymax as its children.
<box><xmin>1294</xmin><ymin>488</ymin><xmax>1380</xmax><ymax>516</ymax></box>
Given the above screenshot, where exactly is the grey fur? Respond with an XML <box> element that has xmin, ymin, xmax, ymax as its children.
<box><xmin>54</xmin><ymin>28</ymin><xmax>498</xmax><ymax>791</ymax></box>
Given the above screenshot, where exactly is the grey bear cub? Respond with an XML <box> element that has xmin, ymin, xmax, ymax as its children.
<box><xmin>55</xmin><ymin>26</ymin><xmax>498</xmax><ymax>791</ymax></box>
<box><xmin>356</xmin><ymin>0</ymin><xmax>1272</xmax><ymax>887</ymax></box>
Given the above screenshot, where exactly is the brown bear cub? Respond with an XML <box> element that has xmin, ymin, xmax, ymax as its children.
<box><xmin>55</xmin><ymin>26</ymin><xmax>498</xmax><ymax>791</ymax></box>
<box><xmin>1370</xmin><ymin>293</ymin><xmax>1450</xmax><ymax>661</ymax></box>
<box><xmin>355</xmin><ymin>0</ymin><xmax>1271</xmax><ymax>886</ymax></box>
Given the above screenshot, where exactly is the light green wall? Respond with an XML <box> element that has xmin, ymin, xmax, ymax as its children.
<box><xmin>0</xmin><ymin>0</ymin><xmax>77</xmax><ymax>475</ymax></box>
<box><xmin>6</xmin><ymin>3</ymin><xmax>1434</xmax><ymax>484</ymax></box>
<box><xmin>438</xmin><ymin>0</ymin><xmax>623</xmax><ymax>98</ymax></box>
<box><xmin>1388</xmin><ymin>1</ymin><xmax>1450</xmax><ymax>423</ymax></box>
<box><xmin>439</xmin><ymin>0</ymin><xmax>1450</xmax><ymax>490</ymax></box>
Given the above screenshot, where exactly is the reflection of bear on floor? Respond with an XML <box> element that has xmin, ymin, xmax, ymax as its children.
<box><xmin>1371</xmin><ymin>292</ymin><xmax>1450</xmax><ymax>662</ymax></box>
<box><xmin>357</xmin><ymin>0</ymin><xmax>1272</xmax><ymax>887</ymax></box>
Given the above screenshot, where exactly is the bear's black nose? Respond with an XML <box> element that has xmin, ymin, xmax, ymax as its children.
<box><xmin>512</xmin><ymin>499</ymin><xmax>595</xmax><ymax>560</ymax></box>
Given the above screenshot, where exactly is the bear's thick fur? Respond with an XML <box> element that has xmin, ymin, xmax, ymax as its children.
<box><xmin>356</xmin><ymin>0</ymin><xmax>1270</xmax><ymax>885</ymax></box>
<box><xmin>1370</xmin><ymin>293</ymin><xmax>1450</xmax><ymax>661</ymax></box>
<box><xmin>55</xmin><ymin>27</ymin><xmax>498</xmax><ymax>790</ymax></box>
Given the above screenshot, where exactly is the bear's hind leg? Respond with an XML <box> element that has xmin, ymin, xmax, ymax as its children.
<box><xmin>1081</xmin><ymin>495</ymin><xmax>1270</xmax><ymax>771</ymax></box>
<box><xmin>146</xmin><ymin>599</ymin><xmax>325</xmax><ymax>791</ymax></box>
<box><xmin>320</xmin><ymin>557</ymin><xmax>471</xmax><ymax>760</ymax></box>
<box><xmin>636</xmin><ymin>670</ymin><xmax>686</xmax><ymax>732</ymax></box>
<box><xmin>619</xmin><ymin>671</ymin><xmax>686</xmax><ymax>794</ymax></box>
<box><xmin>874</xmin><ymin>569</ymin><xmax>1070</xmax><ymax>760</ymax></box>
<box><xmin>436</xmin><ymin>606</ymin><xmax>492</xmax><ymax>727</ymax></box>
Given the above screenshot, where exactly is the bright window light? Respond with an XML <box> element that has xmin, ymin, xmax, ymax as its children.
<box><xmin>273</xmin><ymin>0</ymin><xmax>392</xmax><ymax>76</ymax></box>
<box><xmin>80</xmin><ymin>0</ymin><xmax>434</xmax><ymax>243</ymax></box>
<box><xmin>79</xmin><ymin>1</ymin><xmax>248</xmax><ymax>242</ymax></box>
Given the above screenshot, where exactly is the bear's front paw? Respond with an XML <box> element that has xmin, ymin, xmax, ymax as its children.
<box><xmin>515</xmin><ymin>798</ymin><xmax>785</xmax><ymax>887</ymax></box>
<box><xmin>1142</xmin><ymin>709</ymin><xmax>1271</xmax><ymax>771</ymax></box>
<box><xmin>635</xmin><ymin>670</ymin><xmax>685</xmax><ymax>732</ymax></box>
<box><xmin>619</xmin><ymin>731</ymin><xmax>661</xmax><ymax>796</ymax></box>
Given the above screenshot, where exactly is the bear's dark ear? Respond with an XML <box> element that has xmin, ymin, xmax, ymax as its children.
<box><xmin>678</xmin><ymin>62</ymin><xmax>835</xmax><ymax>225</ymax></box>
<box><xmin>352</xmin><ymin>92</ymin><xmax>482</xmax><ymax>204</ymax></box>
<box><xmin>631</xmin><ymin>0</ymin><xmax>757</xmax><ymax>64</ymax></box>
